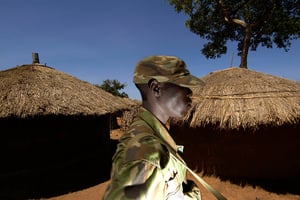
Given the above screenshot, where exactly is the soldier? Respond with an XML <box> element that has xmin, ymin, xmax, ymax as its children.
<box><xmin>103</xmin><ymin>55</ymin><xmax>205</xmax><ymax>200</ymax></box>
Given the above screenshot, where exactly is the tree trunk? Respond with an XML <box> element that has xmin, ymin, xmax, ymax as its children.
<box><xmin>240</xmin><ymin>26</ymin><xmax>251</xmax><ymax>69</ymax></box>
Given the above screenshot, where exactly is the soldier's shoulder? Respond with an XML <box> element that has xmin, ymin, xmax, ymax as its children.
<box><xmin>124</xmin><ymin>132</ymin><xmax>168</xmax><ymax>166</ymax></box>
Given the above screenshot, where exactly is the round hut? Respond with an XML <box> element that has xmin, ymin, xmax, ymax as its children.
<box><xmin>170</xmin><ymin>67</ymin><xmax>300</xmax><ymax>194</ymax></box>
<box><xmin>0</xmin><ymin>63</ymin><xmax>133</xmax><ymax>199</ymax></box>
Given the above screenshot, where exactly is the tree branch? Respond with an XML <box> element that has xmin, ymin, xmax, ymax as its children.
<box><xmin>215</xmin><ymin>0</ymin><xmax>247</xmax><ymax>27</ymax></box>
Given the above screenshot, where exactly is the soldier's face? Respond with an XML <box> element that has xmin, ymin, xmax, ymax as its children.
<box><xmin>159</xmin><ymin>82</ymin><xmax>192</xmax><ymax>118</ymax></box>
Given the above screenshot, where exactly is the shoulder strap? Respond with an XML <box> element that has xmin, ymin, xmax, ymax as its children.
<box><xmin>170</xmin><ymin>153</ymin><xmax>227</xmax><ymax>200</ymax></box>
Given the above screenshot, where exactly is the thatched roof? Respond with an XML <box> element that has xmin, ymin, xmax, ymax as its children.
<box><xmin>0</xmin><ymin>64</ymin><xmax>133</xmax><ymax>118</ymax></box>
<box><xmin>181</xmin><ymin>67</ymin><xmax>300</xmax><ymax>130</ymax></box>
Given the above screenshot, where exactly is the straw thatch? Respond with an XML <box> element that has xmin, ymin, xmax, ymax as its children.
<box><xmin>182</xmin><ymin>67</ymin><xmax>300</xmax><ymax>130</ymax></box>
<box><xmin>0</xmin><ymin>64</ymin><xmax>132</xmax><ymax>118</ymax></box>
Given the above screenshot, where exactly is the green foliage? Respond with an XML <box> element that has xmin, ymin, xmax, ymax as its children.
<box><xmin>168</xmin><ymin>0</ymin><xmax>300</xmax><ymax>68</ymax></box>
<box><xmin>96</xmin><ymin>79</ymin><xmax>128</xmax><ymax>98</ymax></box>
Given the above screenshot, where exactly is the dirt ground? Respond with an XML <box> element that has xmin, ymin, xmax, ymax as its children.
<box><xmin>41</xmin><ymin>174</ymin><xmax>300</xmax><ymax>200</ymax></box>
<box><xmin>39</xmin><ymin>129</ymin><xmax>300</xmax><ymax>200</ymax></box>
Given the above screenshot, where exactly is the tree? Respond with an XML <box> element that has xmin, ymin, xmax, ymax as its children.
<box><xmin>168</xmin><ymin>0</ymin><xmax>300</xmax><ymax>68</ymax></box>
<box><xmin>96</xmin><ymin>79</ymin><xmax>128</xmax><ymax>98</ymax></box>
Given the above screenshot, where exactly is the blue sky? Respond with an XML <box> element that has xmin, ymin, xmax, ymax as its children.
<box><xmin>1</xmin><ymin>0</ymin><xmax>299</xmax><ymax>100</ymax></box>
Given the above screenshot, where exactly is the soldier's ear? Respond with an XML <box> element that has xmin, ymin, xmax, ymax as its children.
<box><xmin>147</xmin><ymin>78</ymin><xmax>155</xmax><ymax>87</ymax></box>
<box><xmin>148</xmin><ymin>79</ymin><xmax>160</xmax><ymax>96</ymax></box>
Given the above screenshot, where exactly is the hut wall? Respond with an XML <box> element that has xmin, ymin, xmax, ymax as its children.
<box><xmin>170</xmin><ymin>123</ymin><xmax>300</xmax><ymax>195</ymax></box>
<box><xmin>0</xmin><ymin>114</ymin><xmax>115</xmax><ymax>199</ymax></box>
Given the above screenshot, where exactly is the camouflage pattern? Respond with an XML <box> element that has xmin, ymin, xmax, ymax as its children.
<box><xmin>133</xmin><ymin>55</ymin><xmax>205</xmax><ymax>88</ymax></box>
<box><xmin>103</xmin><ymin>107</ymin><xmax>201</xmax><ymax>200</ymax></box>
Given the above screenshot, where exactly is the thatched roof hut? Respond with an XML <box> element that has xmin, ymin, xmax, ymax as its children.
<box><xmin>170</xmin><ymin>67</ymin><xmax>300</xmax><ymax>195</ymax></box>
<box><xmin>182</xmin><ymin>67</ymin><xmax>300</xmax><ymax>130</ymax></box>
<box><xmin>0</xmin><ymin>64</ymin><xmax>130</xmax><ymax>118</ymax></box>
<box><xmin>0</xmin><ymin>63</ymin><xmax>134</xmax><ymax>199</ymax></box>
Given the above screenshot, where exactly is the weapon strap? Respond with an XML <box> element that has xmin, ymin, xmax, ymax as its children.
<box><xmin>170</xmin><ymin>153</ymin><xmax>227</xmax><ymax>200</ymax></box>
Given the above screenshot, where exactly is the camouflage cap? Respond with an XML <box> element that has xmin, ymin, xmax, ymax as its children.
<box><xmin>133</xmin><ymin>55</ymin><xmax>204</xmax><ymax>88</ymax></box>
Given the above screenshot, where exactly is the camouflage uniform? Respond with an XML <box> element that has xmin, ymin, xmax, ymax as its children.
<box><xmin>103</xmin><ymin>107</ymin><xmax>201</xmax><ymax>200</ymax></box>
<box><xmin>103</xmin><ymin>55</ymin><xmax>204</xmax><ymax>200</ymax></box>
